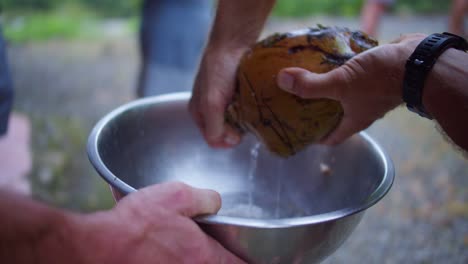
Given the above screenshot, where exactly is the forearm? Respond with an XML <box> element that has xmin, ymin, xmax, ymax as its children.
<box><xmin>208</xmin><ymin>0</ymin><xmax>276</xmax><ymax>50</ymax></box>
<box><xmin>0</xmin><ymin>190</ymin><xmax>80</xmax><ymax>263</ymax></box>
<box><xmin>388</xmin><ymin>36</ymin><xmax>468</xmax><ymax>151</ymax></box>
<box><xmin>0</xmin><ymin>190</ymin><xmax>172</xmax><ymax>264</ymax></box>
<box><xmin>0</xmin><ymin>190</ymin><xmax>115</xmax><ymax>264</ymax></box>
<box><xmin>423</xmin><ymin>48</ymin><xmax>468</xmax><ymax>150</ymax></box>
<box><xmin>0</xmin><ymin>184</ymin><xmax>239</xmax><ymax>264</ymax></box>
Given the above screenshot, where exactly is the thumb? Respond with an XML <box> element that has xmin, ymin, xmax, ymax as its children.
<box><xmin>277</xmin><ymin>67</ymin><xmax>347</xmax><ymax>100</ymax></box>
<box><xmin>138</xmin><ymin>182</ymin><xmax>222</xmax><ymax>218</ymax></box>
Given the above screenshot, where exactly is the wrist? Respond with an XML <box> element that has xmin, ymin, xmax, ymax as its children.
<box><xmin>423</xmin><ymin>47</ymin><xmax>468</xmax><ymax>115</ymax></box>
<box><xmin>64</xmin><ymin>211</ymin><xmax>123</xmax><ymax>264</ymax></box>
<box><xmin>387</xmin><ymin>35</ymin><xmax>427</xmax><ymax>101</ymax></box>
<box><xmin>204</xmin><ymin>42</ymin><xmax>250</xmax><ymax>60</ymax></box>
<box><xmin>33</xmin><ymin>209</ymin><xmax>85</xmax><ymax>264</ymax></box>
<box><xmin>401</xmin><ymin>33</ymin><xmax>467</xmax><ymax>119</ymax></box>
<box><xmin>208</xmin><ymin>0</ymin><xmax>275</xmax><ymax>52</ymax></box>
<box><xmin>200</xmin><ymin>44</ymin><xmax>249</xmax><ymax>78</ymax></box>
<box><xmin>207</xmin><ymin>33</ymin><xmax>257</xmax><ymax>53</ymax></box>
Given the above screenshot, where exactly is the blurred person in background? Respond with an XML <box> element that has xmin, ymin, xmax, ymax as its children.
<box><xmin>449</xmin><ymin>0</ymin><xmax>468</xmax><ymax>36</ymax></box>
<box><xmin>360</xmin><ymin>0</ymin><xmax>467</xmax><ymax>37</ymax></box>
<box><xmin>360</xmin><ymin>0</ymin><xmax>395</xmax><ymax>37</ymax></box>
<box><xmin>0</xmin><ymin>27</ymin><xmax>31</xmax><ymax>195</ymax></box>
<box><xmin>137</xmin><ymin>0</ymin><xmax>213</xmax><ymax>97</ymax></box>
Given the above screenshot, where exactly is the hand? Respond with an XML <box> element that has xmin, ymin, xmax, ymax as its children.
<box><xmin>188</xmin><ymin>0</ymin><xmax>275</xmax><ymax>148</ymax></box>
<box><xmin>276</xmin><ymin>34</ymin><xmax>427</xmax><ymax>145</ymax></box>
<box><xmin>189</xmin><ymin>47</ymin><xmax>245</xmax><ymax>148</ymax></box>
<box><xmin>74</xmin><ymin>182</ymin><xmax>245</xmax><ymax>264</ymax></box>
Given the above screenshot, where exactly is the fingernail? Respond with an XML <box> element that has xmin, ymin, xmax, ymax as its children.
<box><xmin>224</xmin><ymin>134</ymin><xmax>240</xmax><ymax>146</ymax></box>
<box><xmin>277</xmin><ymin>71</ymin><xmax>294</xmax><ymax>91</ymax></box>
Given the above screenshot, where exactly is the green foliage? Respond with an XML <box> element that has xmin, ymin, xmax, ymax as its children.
<box><xmin>80</xmin><ymin>0</ymin><xmax>141</xmax><ymax>17</ymax></box>
<box><xmin>273</xmin><ymin>0</ymin><xmax>450</xmax><ymax>17</ymax></box>
<box><xmin>2</xmin><ymin>1</ymin><xmax>141</xmax><ymax>43</ymax></box>
<box><xmin>3</xmin><ymin>0</ymin><xmax>451</xmax><ymax>18</ymax></box>
<box><xmin>3</xmin><ymin>13</ymin><xmax>86</xmax><ymax>42</ymax></box>
<box><xmin>2</xmin><ymin>0</ymin><xmax>62</xmax><ymax>11</ymax></box>
<box><xmin>2</xmin><ymin>3</ymin><xmax>137</xmax><ymax>43</ymax></box>
<box><xmin>29</xmin><ymin>115</ymin><xmax>115</xmax><ymax>211</ymax></box>
<box><xmin>396</xmin><ymin>0</ymin><xmax>450</xmax><ymax>14</ymax></box>
<box><xmin>273</xmin><ymin>0</ymin><xmax>365</xmax><ymax>17</ymax></box>
<box><xmin>2</xmin><ymin>0</ymin><xmax>142</xmax><ymax>17</ymax></box>
<box><xmin>1</xmin><ymin>0</ymin><xmax>452</xmax><ymax>43</ymax></box>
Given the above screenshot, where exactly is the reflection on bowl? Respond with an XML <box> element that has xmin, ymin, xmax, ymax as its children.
<box><xmin>87</xmin><ymin>92</ymin><xmax>394</xmax><ymax>263</ymax></box>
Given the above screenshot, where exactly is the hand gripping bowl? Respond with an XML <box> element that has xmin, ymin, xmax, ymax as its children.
<box><xmin>87</xmin><ymin>92</ymin><xmax>394</xmax><ymax>264</ymax></box>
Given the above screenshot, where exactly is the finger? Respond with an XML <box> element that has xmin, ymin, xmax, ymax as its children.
<box><xmin>200</xmin><ymin>90</ymin><xmax>241</xmax><ymax>148</ymax></box>
<box><xmin>188</xmin><ymin>97</ymin><xmax>206</xmax><ymax>136</ymax></box>
<box><xmin>319</xmin><ymin>117</ymin><xmax>357</xmax><ymax>146</ymax></box>
<box><xmin>277</xmin><ymin>67</ymin><xmax>346</xmax><ymax>100</ymax></box>
<box><xmin>188</xmin><ymin>96</ymin><xmax>200</xmax><ymax>125</ymax></box>
<box><xmin>156</xmin><ymin>182</ymin><xmax>222</xmax><ymax>218</ymax></box>
<box><xmin>219</xmin><ymin>124</ymin><xmax>242</xmax><ymax>148</ymax></box>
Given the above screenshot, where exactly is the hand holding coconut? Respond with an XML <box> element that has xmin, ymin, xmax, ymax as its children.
<box><xmin>189</xmin><ymin>0</ymin><xmax>276</xmax><ymax>149</ymax></box>
<box><xmin>277</xmin><ymin>33</ymin><xmax>468</xmax><ymax>151</ymax></box>
<box><xmin>276</xmin><ymin>34</ymin><xmax>424</xmax><ymax>146</ymax></box>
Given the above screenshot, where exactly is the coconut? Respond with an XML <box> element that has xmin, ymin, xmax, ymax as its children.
<box><xmin>226</xmin><ymin>25</ymin><xmax>378</xmax><ymax>157</ymax></box>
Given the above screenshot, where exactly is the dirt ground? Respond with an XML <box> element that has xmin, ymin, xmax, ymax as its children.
<box><xmin>7</xmin><ymin>15</ymin><xmax>468</xmax><ymax>263</ymax></box>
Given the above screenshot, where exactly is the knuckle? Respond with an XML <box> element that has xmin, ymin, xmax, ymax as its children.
<box><xmin>341</xmin><ymin>60</ymin><xmax>360</xmax><ymax>82</ymax></box>
<box><xmin>167</xmin><ymin>182</ymin><xmax>193</xmax><ymax>204</ymax></box>
<box><xmin>339</xmin><ymin>60</ymin><xmax>363</xmax><ymax>97</ymax></box>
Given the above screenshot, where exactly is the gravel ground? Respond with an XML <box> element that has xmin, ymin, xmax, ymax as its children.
<box><xmin>7</xmin><ymin>15</ymin><xmax>468</xmax><ymax>263</ymax></box>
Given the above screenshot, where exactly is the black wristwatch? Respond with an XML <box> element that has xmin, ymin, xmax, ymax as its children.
<box><xmin>403</xmin><ymin>32</ymin><xmax>468</xmax><ymax>119</ymax></box>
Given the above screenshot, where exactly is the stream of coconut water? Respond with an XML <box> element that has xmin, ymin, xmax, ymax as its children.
<box><xmin>246</xmin><ymin>142</ymin><xmax>285</xmax><ymax>219</ymax></box>
<box><xmin>220</xmin><ymin>142</ymin><xmax>288</xmax><ymax>219</ymax></box>
<box><xmin>247</xmin><ymin>142</ymin><xmax>261</xmax><ymax>216</ymax></box>
<box><xmin>275</xmin><ymin>159</ymin><xmax>284</xmax><ymax>218</ymax></box>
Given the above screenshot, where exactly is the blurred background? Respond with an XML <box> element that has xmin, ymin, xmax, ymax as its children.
<box><xmin>1</xmin><ymin>0</ymin><xmax>467</xmax><ymax>263</ymax></box>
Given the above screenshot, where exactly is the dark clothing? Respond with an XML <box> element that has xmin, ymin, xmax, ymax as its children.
<box><xmin>0</xmin><ymin>27</ymin><xmax>13</xmax><ymax>136</ymax></box>
<box><xmin>137</xmin><ymin>0</ymin><xmax>212</xmax><ymax>97</ymax></box>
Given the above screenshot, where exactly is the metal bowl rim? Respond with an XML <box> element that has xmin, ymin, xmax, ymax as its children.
<box><xmin>87</xmin><ymin>92</ymin><xmax>395</xmax><ymax>228</ymax></box>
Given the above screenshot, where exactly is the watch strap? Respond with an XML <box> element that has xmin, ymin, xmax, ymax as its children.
<box><xmin>403</xmin><ymin>32</ymin><xmax>468</xmax><ymax>119</ymax></box>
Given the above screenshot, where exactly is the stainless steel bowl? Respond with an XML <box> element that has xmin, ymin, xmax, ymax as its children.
<box><xmin>87</xmin><ymin>92</ymin><xmax>394</xmax><ymax>264</ymax></box>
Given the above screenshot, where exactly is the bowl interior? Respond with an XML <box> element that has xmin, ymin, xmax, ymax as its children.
<box><xmin>92</xmin><ymin>93</ymin><xmax>392</xmax><ymax>221</ymax></box>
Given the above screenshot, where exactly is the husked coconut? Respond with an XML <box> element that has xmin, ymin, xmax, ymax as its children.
<box><xmin>226</xmin><ymin>25</ymin><xmax>378</xmax><ymax>157</ymax></box>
